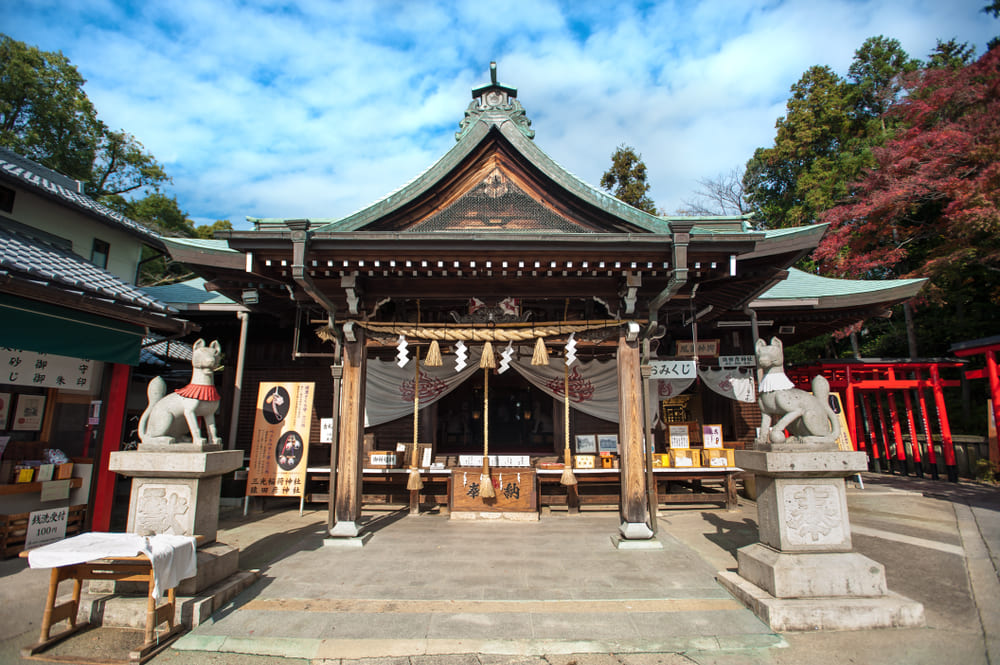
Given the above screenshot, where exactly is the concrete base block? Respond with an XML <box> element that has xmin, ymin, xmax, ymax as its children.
<box><xmin>613</xmin><ymin>536</ymin><xmax>664</xmax><ymax>550</ymax></box>
<box><xmin>619</xmin><ymin>521</ymin><xmax>654</xmax><ymax>540</ymax></box>
<box><xmin>718</xmin><ymin>570</ymin><xmax>925</xmax><ymax>632</ymax></box>
<box><xmin>330</xmin><ymin>520</ymin><xmax>362</xmax><ymax>537</ymax></box>
<box><xmin>322</xmin><ymin>533</ymin><xmax>373</xmax><ymax>548</ymax></box>
<box><xmin>78</xmin><ymin>569</ymin><xmax>260</xmax><ymax>629</ymax></box>
<box><xmin>737</xmin><ymin>543</ymin><xmax>887</xmax><ymax>598</ymax></box>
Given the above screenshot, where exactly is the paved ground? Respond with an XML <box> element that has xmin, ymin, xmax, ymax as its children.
<box><xmin>1</xmin><ymin>472</ymin><xmax>998</xmax><ymax>665</ymax></box>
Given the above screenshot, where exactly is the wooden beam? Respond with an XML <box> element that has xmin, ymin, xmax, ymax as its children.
<box><xmin>617</xmin><ymin>332</ymin><xmax>647</xmax><ymax>526</ymax></box>
<box><xmin>333</xmin><ymin>330</ymin><xmax>367</xmax><ymax>534</ymax></box>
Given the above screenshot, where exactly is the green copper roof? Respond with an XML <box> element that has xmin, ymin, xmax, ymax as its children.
<box><xmin>141</xmin><ymin>277</ymin><xmax>236</xmax><ymax>306</ymax></box>
<box><xmin>160</xmin><ymin>237</ymin><xmax>240</xmax><ymax>254</ymax></box>
<box><xmin>758</xmin><ymin>267</ymin><xmax>927</xmax><ymax>301</ymax></box>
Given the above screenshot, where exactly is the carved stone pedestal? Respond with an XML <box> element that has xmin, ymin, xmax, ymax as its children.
<box><xmin>717</xmin><ymin>450</ymin><xmax>925</xmax><ymax>632</ymax></box>
<box><xmin>110</xmin><ymin>449</ymin><xmax>243</xmax><ymax>544</ymax></box>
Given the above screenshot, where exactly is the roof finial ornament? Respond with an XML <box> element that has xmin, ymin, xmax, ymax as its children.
<box><xmin>456</xmin><ymin>61</ymin><xmax>535</xmax><ymax>141</ymax></box>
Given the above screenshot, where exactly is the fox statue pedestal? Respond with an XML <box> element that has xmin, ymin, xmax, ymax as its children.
<box><xmin>718</xmin><ymin>450</ymin><xmax>925</xmax><ymax>631</ymax></box>
<box><xmin>109</xmin><ymin>448</ymin><xmax>243</xmax><ymax>544</ymax></box>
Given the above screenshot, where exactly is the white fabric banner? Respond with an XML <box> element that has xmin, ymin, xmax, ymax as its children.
<box><xmin>698</xmin><ymin>366</ymin><xmax>756</xmax><ymax>403</ymax></box>
<box><xmin>364</xmin><ymin>347</ymin><xmax>483</xmax><ymax>427</ymax></box>
<box><xmin>509</xmin><ymin>349</ymin><xmax>621</xmax><ymax>423</ymax></box>
<box><xmin>364</xmin><ymin>347</ymin><xmax>714</xmax><ymax>427</ymax></box>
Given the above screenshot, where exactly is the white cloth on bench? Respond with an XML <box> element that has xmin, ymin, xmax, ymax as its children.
<box><xmin>27</xmin><ymin>532</ymin><xmax>197</xmax><ymax>600</ymax></box>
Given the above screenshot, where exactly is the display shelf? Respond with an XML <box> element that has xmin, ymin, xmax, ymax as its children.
<box><xmin>0</xmin><ymin>477</ymin><xmax>83</xmax><ymax>496</ymax></box>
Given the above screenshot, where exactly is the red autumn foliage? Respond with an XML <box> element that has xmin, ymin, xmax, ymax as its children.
<box><xmin>815</xmin><ymin>46</ymin><xmax>1000</xmax><ymax>283</ymax></box>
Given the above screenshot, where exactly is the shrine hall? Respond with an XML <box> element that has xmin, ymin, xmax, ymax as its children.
<box><xmin>161</xmin><ymin>66</ymin><xmax>927</xmax><ymax>542</ymax></box>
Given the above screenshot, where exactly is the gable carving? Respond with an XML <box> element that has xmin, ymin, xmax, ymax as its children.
<box><xmin>409</xmin><ymin>167</ymin><xmax>592</xmax><ymax>233</ymax></box>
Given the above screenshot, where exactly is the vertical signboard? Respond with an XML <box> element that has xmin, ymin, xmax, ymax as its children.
<box><xmin>246</xmin><ymin>382</ymin><xmax>315</xmax><ymax>499</ymax></box>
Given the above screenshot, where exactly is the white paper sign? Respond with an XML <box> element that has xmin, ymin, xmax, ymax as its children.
<box><xmin>718</xmin><ymin>355</ymin><xmax>755</xmax><ymax>367</ymax></box>
<box><xmin>668</xmin><ymin>425</ymin><xmax>690</xmax><ymax>449</ymax></box>
<box><xmin>320</xmin><ymin>418</ymin><xmax>334</xmax><ymax>443</ymax></box>
<box><xmin>649</xmin><ymin>360</ymin><xmax>696</xmax><ymax>379</ymax></box>
<box><xmin>40</xmin><ymin>479</ymin><xmax>71</xmax><ymax>502</ymax></box>
<box><xmin>24</xmin><ymin>506</ymin><xmax>69</xmax><ymax>549</ymax></box>
<box><xmin>0</xmin><ymin>349</ymin><xmax>96</xmax><ymax>390</ymax></box>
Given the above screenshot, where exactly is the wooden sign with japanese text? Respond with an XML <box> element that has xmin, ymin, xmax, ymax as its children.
<box><xmin>450</xmin><ymin>467</ymin><xmax>536</xmax><ymax>512</ymax></box>
<box><xmin>246</xmin><ymin>382</ymin><xmax>315</xmax><ymax>498</ymax></box>
<box><xmin>675</xmin><ymin>339</ymin><xmax>720</xmax><ymax>358</ymax></box>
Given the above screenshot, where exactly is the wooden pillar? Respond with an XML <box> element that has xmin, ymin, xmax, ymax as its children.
<box><xmin>903</xmin><ymin>389</ymin><xmax>924</xmax><ymax>477</ymax></box>
<box><xmin>331</xmin><ymin>330</ymin><xmax>367</xmax><ymax>537</ymax></box>
<box><xmin>917</xmin><ymin>385</ymin><xmax>940</xmax><ymax>480</ymax></box>
<box><xmin>986</xmin><ymin>350</ymin><xmax>1000</xmax><ymax>466</ymax></box>
<box><xmin>617</xmin><ymin>332</ymin><xmax>650</xmax><ymax>538</ymax></box>
<box><xmin>845</xmin><ymin>378</ymin><xmax>860</xmax><ymax>452</ymax></box>
<box><xmin>886</xmin><ymin>390</ymin><xmax>908</xmax><ymax>475</ymax></box>
<box><xmin>92</xmin><ymin>362</ymin><xmax>130</xmax><ymax>532</ymax></box>
<box><xmin>929</xmin><ymin>364</ymin><xmax>958</xmax><ymax>482</ymax></box>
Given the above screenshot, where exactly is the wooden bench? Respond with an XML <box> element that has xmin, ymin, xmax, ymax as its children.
<box><xmin>20</xmin><ymin>534</ymin><xmax>202</xmax><ymax>664</ymax></box>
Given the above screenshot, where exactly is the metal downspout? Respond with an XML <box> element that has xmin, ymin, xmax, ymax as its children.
<box><xmin>641</xmin><ymin>221</ymin><xmax>692</xmax><ymax>532</ymax></box>
<box><xmin>286</xmin><ymin>220</ymin><xmax>339</xmax><ymax>316</ymax></box>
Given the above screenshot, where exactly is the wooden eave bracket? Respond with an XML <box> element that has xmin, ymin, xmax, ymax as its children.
<box><xmin>621</xmin><ymin>272</ymin><xmax>642</xmax><ymax>315</ymax></box>
<box><xmin>342</xmin><ymin>273</ymin><xmax>363</xmax><ymax>315</ymax></box>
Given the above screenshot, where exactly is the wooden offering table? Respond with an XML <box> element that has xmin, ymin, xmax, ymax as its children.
<box><xmin>20</xmin><ymin>532</ymin><xmax>199</xmax><ymax>664</ymax></box>
<box><xmin>449</xmin><ymin>467</ymin><xmax>537</xmax><ymax>519</ymax></box>
<box><xmin>536</xmin><ymin>466</ymin><xmax>741</xmax><ymax>511</ymax></box>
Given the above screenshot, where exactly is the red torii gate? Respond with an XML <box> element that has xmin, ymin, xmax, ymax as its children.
<box><xmin>950</xmin><ymin>335</ymin><xmax>1000</xmax><ymax>468</ymax></box>
<box><xmin>785</xmin><ymin>359</ymin><xmax>963</xmax><ymax>482</ymax></box>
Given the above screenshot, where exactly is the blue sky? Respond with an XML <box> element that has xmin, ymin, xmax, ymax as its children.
<box><xmin>7</xmin><ymin>0</ymin><xmax>998</xmax><ymax>230</ymax></box>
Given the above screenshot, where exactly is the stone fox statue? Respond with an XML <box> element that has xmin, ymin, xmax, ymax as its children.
<box><xmin>755</xmin><ymin>337</ymin><xmax>840</xmax><ymax>450</ymax></box>
<box><xmin>138</xmin><ymin>339</ymin><xmax>223</xmax><ymax>448</ymax></box>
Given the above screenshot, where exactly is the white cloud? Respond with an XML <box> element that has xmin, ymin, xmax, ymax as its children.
<box><xmin>6</xmin><ymin>0</ymin><xmax>998</xmax><ymax>227</ymax></box>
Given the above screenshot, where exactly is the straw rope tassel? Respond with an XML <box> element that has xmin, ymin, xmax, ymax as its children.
<box><xmin>425</xmin><ymin>339</ymin><xmax>442</xmax><ymax>366</ymax></box>
<box><xmin>480</xmin><ymin>366</ymin><xmax>495</xmax><ymax>498</ymax></box>
<box><xmin>560</xmin><ymin>359</ymin><xmax>577</xmax><ymax>485</ymax></box>
<box><xmin>407</xmin><ymin>347</ymin><xmax>424</xmax><ymax>491</ymax></box>
<box><xmin>532</xmin><ymin>336</ymin><xmax>549</xmax><ymax>365</ymax></box>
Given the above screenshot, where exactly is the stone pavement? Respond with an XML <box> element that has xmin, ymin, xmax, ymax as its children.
<box><xmin>1</xmin><ymin>472</ymin><xmax>998</xmax><ymax>665</ymax></box>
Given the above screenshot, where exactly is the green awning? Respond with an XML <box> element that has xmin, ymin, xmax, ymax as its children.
<box><xmin>0</xmin><ymin>293</ymin><xmax>144</xmax><ymax>365</ymax></box>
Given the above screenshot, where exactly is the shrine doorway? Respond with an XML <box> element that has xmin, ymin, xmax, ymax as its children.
<box><xmin>435</xmin><ymin>369</ymin><xmax>554</xmax><ymax>454</ymax></box>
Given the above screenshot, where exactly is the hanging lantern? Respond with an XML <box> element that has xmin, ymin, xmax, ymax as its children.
<box><xmin>532</xmin><ymin>336</ymin><xmax>549</xmax><ymax>366</ymax></box>
<box><xmin>425</xmin><ymin>339</ymin><xmax>443</xmax><ymax>367</ymax></box>
<box><xmin>480</xmin><ymin>341</ymin><xmax>496</xmax><ymax>369</ymax></box>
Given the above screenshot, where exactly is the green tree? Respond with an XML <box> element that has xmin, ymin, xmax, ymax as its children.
<box><xmin>195</xmin><ymin>219</ymin><xmax>233</xmax><ymax>239</ymax></box>
<box><xmin>743</xmin><ymin>65</ymin><xmax>855</xmax><ymax>229</ymax></box>
<box><xmin>927</xmin><ymin>39</ymin><xmax>977</xmax><ymax>69</ymax></box>
<box><xmin>0</xmin><ymin>35</ymin><xmax>99</xmax><ymax>181</ymax></box>
<box><xmin>0</xmin><ymin>34</ymin><xmax>168</xmax><ymax>199</ymax></box>
<box><xmin>847</xmin><ymin>36</ymin><xmax>920</xmax><ymax>128</ymax></box>
<box><xmin>743</xmin><ymin>37</ymin><xmax>922</xmax><ymax>230</ymax></box>
<box><xmin>600</xmin><ymin>144</ymin><xmax>657</xmax><ymax>214</ymax></box>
